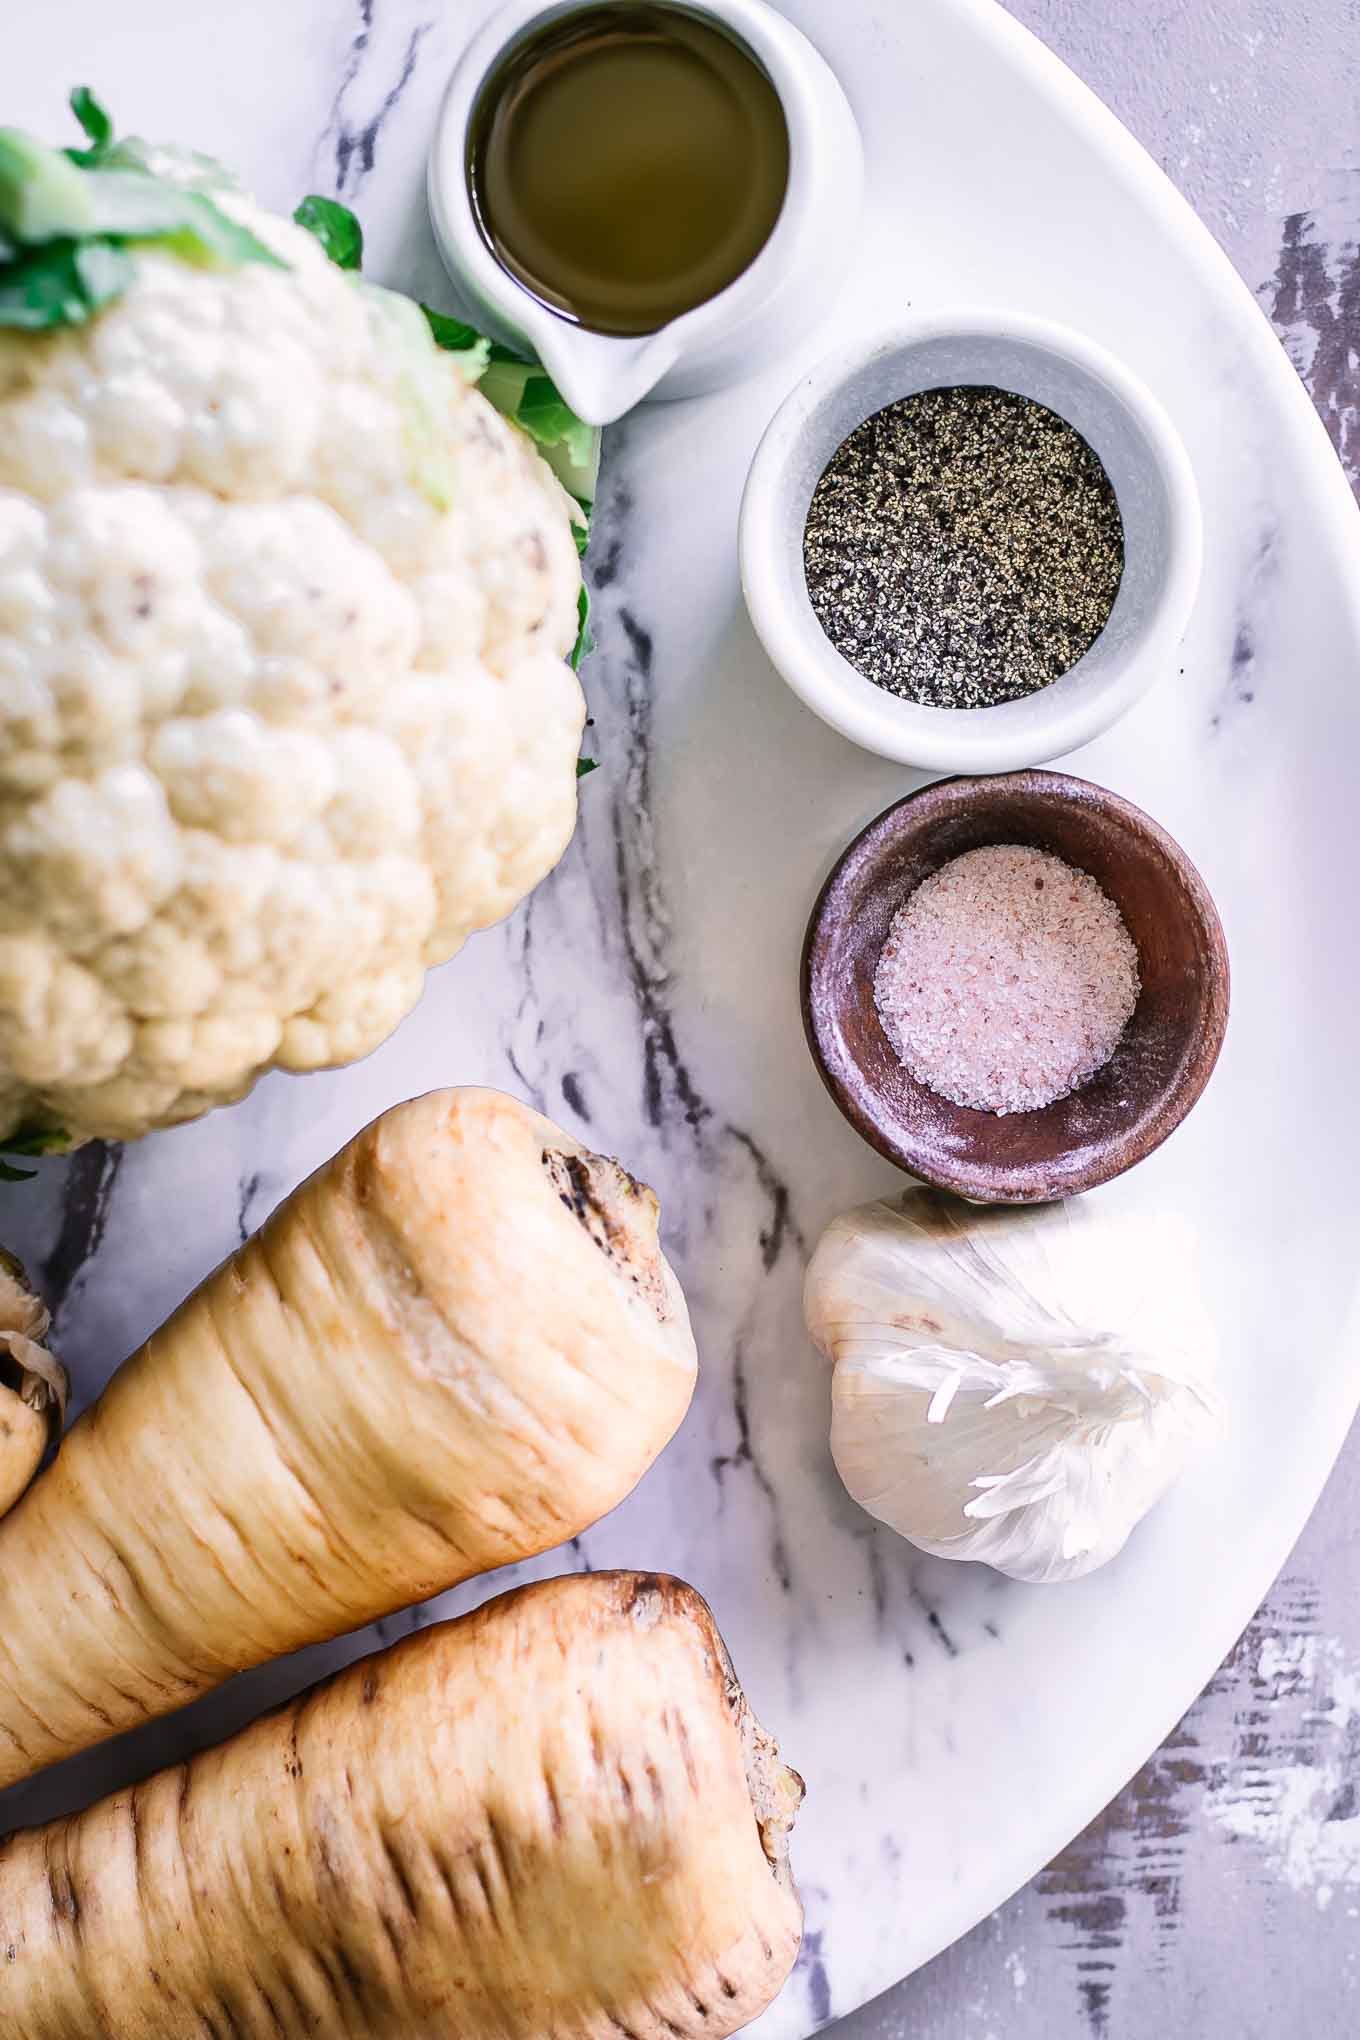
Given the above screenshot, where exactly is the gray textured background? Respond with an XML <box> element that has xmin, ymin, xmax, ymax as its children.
<box><xmin>835</xmin><ymin>3</ymin><xmax>1360</xmax><ymax>2034</ymax></box>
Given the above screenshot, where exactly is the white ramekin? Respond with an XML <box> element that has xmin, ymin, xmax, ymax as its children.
<box><xmin>739</xmin><ymin>312</ymin><xmax>1204</xmax><ymax>773</ymax></box>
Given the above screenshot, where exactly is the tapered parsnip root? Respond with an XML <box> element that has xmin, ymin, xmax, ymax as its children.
<box><xmin>0</xmin><ymin>1571</ymin><xmax>804</xmax><ymax>2040</ymax></box>
<box><xmin>0</xmin><ymin>1251</ymin><xmax>66</xmax><ymax>1519</ymax></box>
<box><xmin>0</xmin><ymin>1090</ymin><xmax>697</xmax><ymax>1788</ymax></box>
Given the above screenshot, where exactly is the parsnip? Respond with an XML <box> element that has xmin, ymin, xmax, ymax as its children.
<box><xmin>0</xmin><ymin>1570</ymin><xmax>804</xmax><ymax>2040</ymax></box>
<box><xmin>0</xmin><ymin>1250</ymin><xmax>66</xmax><ymax>1519</ymax></box>
<box><xmin>0</xmin><ymin>1090</ymin><xmax>697</xmax><ymax>1789</ymax></box>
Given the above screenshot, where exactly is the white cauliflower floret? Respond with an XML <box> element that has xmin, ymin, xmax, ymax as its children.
<box><xmin>0</xmin><ymin>204</ymin><xmax>585</xmax><ymax>1143</ymax></box>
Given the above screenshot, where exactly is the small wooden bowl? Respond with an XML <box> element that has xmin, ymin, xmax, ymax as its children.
<box><xmin>802</xmin><ymin>771</ymin><xmax>1230</xmax><ymax>1203</ymax></box>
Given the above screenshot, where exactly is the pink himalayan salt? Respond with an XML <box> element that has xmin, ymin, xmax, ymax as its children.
<box><xmin>873</xmin><ymin>844</ymin><xmax>1140</xmax><ymax>1116</ymax></box>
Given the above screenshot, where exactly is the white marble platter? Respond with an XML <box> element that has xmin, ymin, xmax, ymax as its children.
<box><xmin>3</xmin><ymin>0</ymin><xmax>1360</xmax><ymax>2033</ymax></box>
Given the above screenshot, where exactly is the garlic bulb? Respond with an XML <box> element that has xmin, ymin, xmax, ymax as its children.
<box><xmin>805</xmin><ymin>1192</ymin><xmax>1217</xmax><ymax>1584</ymax></box>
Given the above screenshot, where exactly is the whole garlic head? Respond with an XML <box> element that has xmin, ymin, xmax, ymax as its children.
<box><xmin>805</xmin><ymin>1192</ymin><xmax>1217</xmax><ymax>1584</ymax></box>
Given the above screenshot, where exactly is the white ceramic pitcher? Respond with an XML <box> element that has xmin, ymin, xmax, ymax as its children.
<box><xmin>427</xmin><ymin>0</ymin><xmax>864</xmax><ymax>424</ymax></box>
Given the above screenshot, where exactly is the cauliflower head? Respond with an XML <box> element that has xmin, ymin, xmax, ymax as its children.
<box><xmin>0</xmin><ymin>198</ymin><xmax>586</xmax><ymax>1144</ymax></box>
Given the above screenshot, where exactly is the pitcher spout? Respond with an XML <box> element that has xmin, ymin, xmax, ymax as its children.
<box><xmin>530</xmin><ymin>324</ymin><xmax>685</xmax><ymax>427</ymax></box>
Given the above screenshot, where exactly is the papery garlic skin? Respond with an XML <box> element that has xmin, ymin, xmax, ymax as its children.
<box><xmin>806</xmin><ymin>1193</ymin><xmax>1218</xmax><ymax>1584</ymax></box>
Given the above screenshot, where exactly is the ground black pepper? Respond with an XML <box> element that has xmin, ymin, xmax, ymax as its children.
<box><xmin>802</xmin><ymin>385</ymin><xmax>1125</xmax><ymax>709</ymax></box>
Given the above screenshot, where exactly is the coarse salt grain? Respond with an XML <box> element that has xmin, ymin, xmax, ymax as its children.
<box><xmin>873</xmin><ymin>844</ymin><xmax>1140</xmax><ymax>1115</ymax></box>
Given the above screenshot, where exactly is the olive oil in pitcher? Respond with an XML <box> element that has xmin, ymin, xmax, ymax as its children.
<box><xmin>467</xmin><ymin>4</ymin><xmax>790</xmax><ymax>337</ymax></box>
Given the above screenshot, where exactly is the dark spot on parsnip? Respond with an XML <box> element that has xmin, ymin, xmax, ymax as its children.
<box><xmin>251</xmin><ymin>1975</ymin><xmax>288</xmax><ymax>2037</ymax></box>
<box><xmin>624</xmin><ymin>1575</ymin><xmax>665</xmax><ymax>1627</ymax></box>
<box><xmin>541</xmin><ymin>1148</ymin><xmax>669</xmax><ymax>1315</ymax></box>
<box><xmin>331</xmin><ymin>1938</ymin><xmax>368</xmax><ymax>2007</ymax></box>
<box><xmin>361</xmin><ymin>1667</ymin><xmax>379</xmax><ymax>1706</ymax></box>
<box><xmin>545</xmin><ymin>1149</ymin><xmax>634</xmax><ymax>1233</ymax></box>
<box><xmin>351</xmin><ymin>1148</ymin><xmax>377</xmax><ymax>1206</ymax></box>
<box><xmin>273</xmin><ymin>1960</ymin><xmax>315</xmax><ymax>2031</ymax></box>
<box><xmin>380</xmin><ymin>1828</ymin><xmax>419</xmax><ymax>1918</ymax></box>
<box><xmin>672</xmin><ymin>1711</ymin><xmax>699</xmax><ymax>1794</ymax></box>
<box><xmin>543</xmin><ymin>1768</ymin><xmax>564</xmax><ymax>1836</ymax></box>
<box><xmin>215</xmin><ymin>1996</ymin><xmax>248</xmax><ymax>2040</ymax></box>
